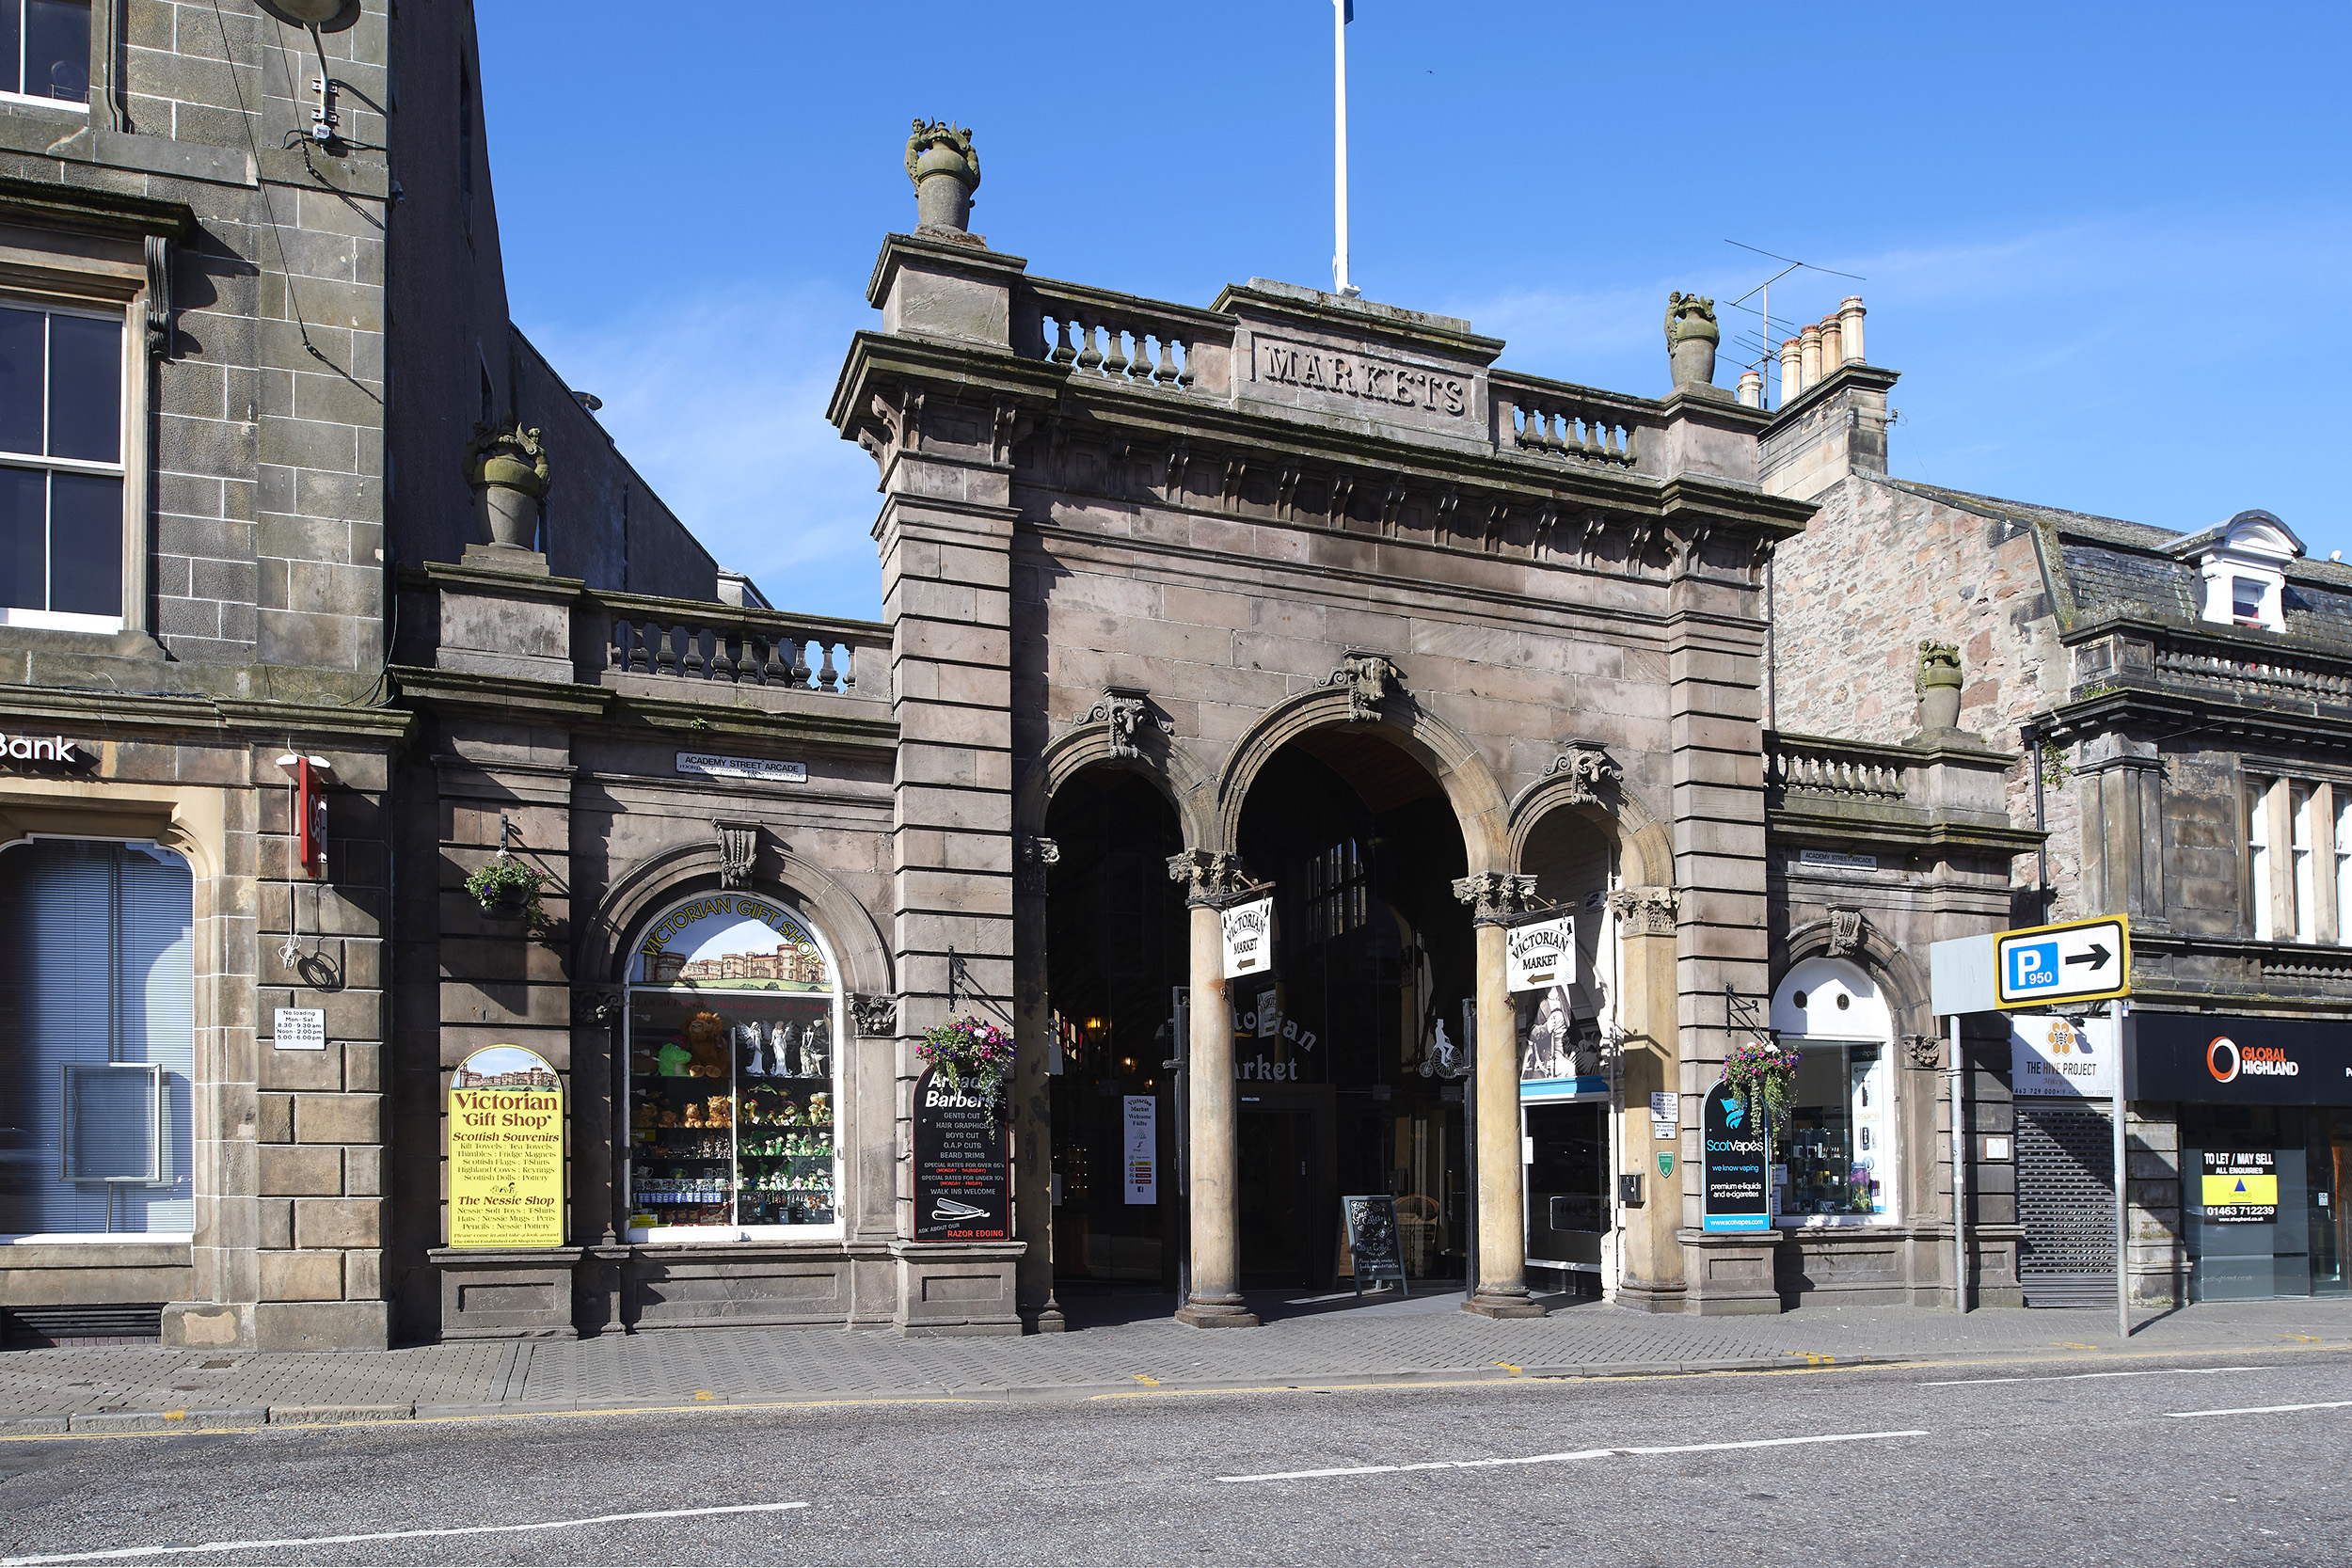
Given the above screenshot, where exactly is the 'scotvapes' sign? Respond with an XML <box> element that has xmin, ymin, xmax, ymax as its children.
<box><xmin>1701</xmin><ymin>1085</ymin><xmax>1770</xmax><ymax>1233</ymax></box>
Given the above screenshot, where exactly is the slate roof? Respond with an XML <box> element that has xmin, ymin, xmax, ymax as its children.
<box><xmin>1878</xmin><ymin>479</ymin><xmax>2352</xmax><ymax>649</ymax></box>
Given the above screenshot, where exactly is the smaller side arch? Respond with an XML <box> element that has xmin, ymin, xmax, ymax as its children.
<box><xmin>1505</xmin><ymin>764</ymin><xmax>1673</xmax><ymax>890</ymax></box>
<box><xmin>585</xmin><ymin>833</ymin><xmax>894</xmax><ymax>1004</ymax></box>
<box><xmin>1014</xmin><ymin>721</ymin><xmax>1217</xmax><ymax>849</ymax></box>
<box><xmin>1778</xmin><ymin>913</ymin><xmax>1931</xmax><ymax>1040</ymax></box>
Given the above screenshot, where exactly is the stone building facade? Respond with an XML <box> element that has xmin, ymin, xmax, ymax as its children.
<box><xmin>1767</xmin><ymin>344</ymin><xmax>2352</xmax><ymax>1308</ymax></box>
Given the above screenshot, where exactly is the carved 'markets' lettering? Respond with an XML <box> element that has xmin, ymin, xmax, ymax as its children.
<box><xmin>1249</xmin><ymin>335</ymin><xmax>1469</xmax><ymax>420</ymax></box>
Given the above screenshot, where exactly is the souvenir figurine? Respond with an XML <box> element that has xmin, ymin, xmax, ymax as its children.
<box><xmin>764</xmin><ymin>1020</ymin><xmax>791</xmax><ymax>1077</ymax></box>
<box><xmin>657</xmin><ymin>1037</ymin><xmax>692</xmax><ymax>1077</ymax></box>
<box><xmin>809</xmin><ymin>1091</ymin><xmax>830</xmax><ymax>1127</ymax></box>
<box><xmin>683</xmin><ymin>1012</ymin><xmax>730</xmax><ymax>1078</ymax></box>
<box><xmin>803</xmin><ymin>1018</ymin><xmax>831</xmax><ymax>1080</ymax></box>
<box><xmin>742</xmin><ymin>1022</ymin><xmax>767</xmax><ymax>1076</ymax></box>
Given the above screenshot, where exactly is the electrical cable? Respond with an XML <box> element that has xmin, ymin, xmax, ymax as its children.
<box><xmin>207</xmin><ymin>0</ymin><xmax>339</xmax><ymax>377</ymax></box>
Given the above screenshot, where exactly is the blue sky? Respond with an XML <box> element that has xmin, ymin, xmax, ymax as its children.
<box><xmin>479</xmin><ymin>3</ymin><xmax>2350</xmax><ymax>622</ymax></box>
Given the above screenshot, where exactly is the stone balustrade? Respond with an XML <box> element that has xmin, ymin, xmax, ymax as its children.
<box><xmin>1489</xmin><ymin>372</ymin><xmax>1657</xmax><ymax>474</ymax></box>
<box><xmin>2149</xmin><ymin>640</ymin><xmax>2352</xmax><ymax>709</ymax></box>
<box><xmin>1023</xmin><ymin>279</ymin><xmax>1233</xmax><ymax>397</ymax></box>
<box><xmin>1767</xmin><ymin>734</ymin><xmax>1911</xmax><ymax>804</ymax></box>
<box><xmin>586</xmin><ymin>592</ymin><xmax>887</xmax><ymax>702</ymax></box>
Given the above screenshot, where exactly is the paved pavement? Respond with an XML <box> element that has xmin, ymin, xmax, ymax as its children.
<box><xmin>2</xmin><ymin>1340</ymin><xmax>2349</xmax><ymax>1564</ymax></box>
<box><xmin>2</xmin><ymin>1287</ymin><xmax>2349</xmax><ymax>1433</ymax></box>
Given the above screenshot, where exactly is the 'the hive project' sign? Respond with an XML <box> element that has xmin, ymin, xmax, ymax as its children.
<box><xmin>448</xmin><ymin>1045</ymin><xmax>564</xmax><ymax>1248</ymax></box>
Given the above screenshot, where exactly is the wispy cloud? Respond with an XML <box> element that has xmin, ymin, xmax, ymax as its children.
<box><xmin>520</xmin><ymin>282</ymin><xmax>888</xmax><ymax>622</ymax></box>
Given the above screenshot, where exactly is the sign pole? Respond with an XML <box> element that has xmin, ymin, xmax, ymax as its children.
<box><xmin>1949</xmin><ymin>1013</ymin><xmax>1965</xmax><ymax>1315</ymax></box>
<box><xmin>1331</xmin><ymin>0</ymin><xmax>1356</xmax><ymax>297</ymax></box>
<box><xmin>2114</xmin><ymin>995</ymin><xmax>2131</xmax><ymax>1339</ymax></box>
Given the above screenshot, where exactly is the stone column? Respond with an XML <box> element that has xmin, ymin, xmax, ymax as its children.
<box><xmin>1012</xmin><ymin>834</ymin><xmax>1063</xmax><ymax>1331</ymax></box>
<box><xmin>1454</xmin><ymin>873</ymin><xmax>1548</xmax><ymax>1318</ymax></box>
<box><xmin>1169</xmin><ymin>849</ymin><xmax>1256</xmax><ymax>1328</ymax></box>
<box><xmin>1608</xmin><ymin>886</ymin><xmax>1684</xmax><ymax>1311</ymax></box>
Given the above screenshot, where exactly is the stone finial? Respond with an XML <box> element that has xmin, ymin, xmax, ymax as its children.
<box><xmin>1664</xmin><ymin>292</ymin><xmax>1719</xmax><ymax>388</ymax></box>
<box><xmin>905</xmin><ymin>119</ymin><xmax>981</xmax><ymax>233</ymax></box>
<box><xmin>1916</xmin><ymin>641</ymin><xmax>1962</xmax><ymax>733</ymax></box>
<box><xmin>463</xmin><ymin>422</ymin><xmax>548</xmax><ymax>551</ymax></box>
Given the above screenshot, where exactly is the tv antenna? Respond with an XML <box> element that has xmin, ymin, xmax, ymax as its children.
<box><xmin>1719</xmin><ymin>240</ymin><xmax>1865</xmax><ymax>411</ymax></box>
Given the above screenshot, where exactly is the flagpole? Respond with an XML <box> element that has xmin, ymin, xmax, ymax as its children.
<box><xmin>1333</xmin><ymin>0</ymin><xmax>1358</xmax><ymax>297</ymax></box>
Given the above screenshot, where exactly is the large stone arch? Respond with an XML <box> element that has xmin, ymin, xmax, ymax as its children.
<box><xmin>1214</xmin><ymin>674</ymin><xmax>1510</xmax><ymax>873</ymax></box>
<box><xmin>1013</xmin><ymin>719</ymin><xmax>1216</xmax><ymax>849</ymax></box>
<box><xmin>582</xmin><ymin>832</ymin><xmax>894</xmax><ymax>1003</ymax></box>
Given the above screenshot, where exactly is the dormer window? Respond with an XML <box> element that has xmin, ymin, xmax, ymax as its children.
<box><xmin>2175</xmin><ymin>509</ymin><xmax>2302</xmax><ymax>634</ymax></box>
<box><xmin>2233</xmin><ymin>577</ymin><xmax>2266</xmax><ymax>626</ymax></box>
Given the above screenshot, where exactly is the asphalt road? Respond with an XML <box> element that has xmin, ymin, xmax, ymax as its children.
<box><xmin>0</xmin><ymin>1344</ymin><xmax>2345</xmax><ymax>1566</ymax></box>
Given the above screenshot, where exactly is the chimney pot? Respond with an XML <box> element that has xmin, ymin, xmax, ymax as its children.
<box><xmin>1798</xmin><ymin>324</ymin><xmax>1822</xmax><ymax>391</ymax></box>
<box><xmin>1819</xmin><ymin>314</ymin><xmax>1844</xmax><ymax>374</ymax></box>
<box><xmin>1837</xmin><ymin>296</ymin><xmax>1867</xmax><ymax>364</ymax></box>
<box><xmin>1737</xmin><ymin>369</ymin><xmax>1763</xmax><ymax>409</ymax></box>
<box><xmin>1778</xmin><ymin>337</ymin><xmax>1802</xmax><ymax>405</ymax></box>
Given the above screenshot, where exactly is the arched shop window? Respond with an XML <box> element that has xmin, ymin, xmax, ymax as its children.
<box><xmin>625</xmin><ymin>893</ymin><xmax>842</xmax><ymax>1241</ymax></box>
<box><xmin>0</xmin><ymin>839</ymin><xmax>194</xmax><ymax>1238</ymax></box>
<box><xmin>1768</xmin><ymin>957</ymin><xmax>1898</xmax><ymax>1227</ymax></box>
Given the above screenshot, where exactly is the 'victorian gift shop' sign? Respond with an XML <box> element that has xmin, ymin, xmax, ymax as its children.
<box><xmin>448</xmin><ymin>1045</ymin><xmax>564</xmax><ymax>1248</ymax></box>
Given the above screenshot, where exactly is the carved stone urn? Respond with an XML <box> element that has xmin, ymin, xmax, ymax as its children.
<box><xmin>1916</xmin><ymin>641</ymin><xmax>1963</xmax><ymax>732</ymax></box>
<box><xmin>1665</xmin><ymin>291</ymin><xmax>1719</xmax><ymax>388</ymax></box>
<box><xmin>905</xmin><ymin>119</ymin><xmax>980</xmax><ymax>232</ymax></box>
<box><xmin>464</xmin><ymin>422</ymin><xmax>549</xmax><ymax>550</ymax></box>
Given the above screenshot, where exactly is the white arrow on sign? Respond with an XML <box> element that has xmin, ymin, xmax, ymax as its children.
<box><xmin>1994</xmin><ymin>915</ymin><xmax>2130</xmax><ymax>1008</ymax></box>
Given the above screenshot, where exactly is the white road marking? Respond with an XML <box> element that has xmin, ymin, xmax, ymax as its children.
<box><xmin>0</xmin><ymin>1501</ymin><xmax>809</xmax><ymax>1565</ymax></box>
<box><xmin>2164</xmin><ymin>1400</ymin><xmax>2352</xmax><ymax>1419</ymax></box>
<box><xmin>1218</xmin><ymin>1428</ymin><xmax>1930</xmax><ymax>1483</ymax></box>
<box><xmin>1921</xmin><ymin>1365</ymin><xmax>2275</xmax><ymax>1387</ymax></box>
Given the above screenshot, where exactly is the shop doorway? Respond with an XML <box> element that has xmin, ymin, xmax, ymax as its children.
<box><xmin>2184</xmin><ymin>1104</ymin><xmax>2347</xmax><ymax>1302</ymax></box>
<box><xmin>1238</xmin><ymin>1101</ymin><xmax>1326</xmax><ymax>1287</ymax></box>
<box><xmin>2015</xmin><ymin>1103</ymin><xmax>2116</xmax><ymax>1307</ymax></box>
<box><xmin>1525</xmin><ymin>1101</ymin><xmax>1608</xmax><ymax>1298</ymax></box>
<box><xmin>1044</xmin><ymin>768</ymin><xmax>1187</xmax><ymax>1293</ymax></box>
<box><xmin>1232</xmin><ymin>738</ymin><xmax>1474</xmax><ymax>1291</ymax></box>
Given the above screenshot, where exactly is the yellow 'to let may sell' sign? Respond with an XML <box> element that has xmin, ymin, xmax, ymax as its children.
<box><xmin>448</xmin><ymin>1044</ymin><xmax>564</xmax><ymax>1248</ymax></box>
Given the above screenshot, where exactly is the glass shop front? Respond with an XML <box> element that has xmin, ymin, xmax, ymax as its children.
<box><xmin>624</xmin><ymin>894</ymin><xmax>843</xmax><ymax>1241</ymax></box>
<box><xmin>2135</xmin><ymin>1013</ymin><xmax>2352</xmax><ymax>1302</ymax></box>
<box><xmin>1519</xmin><ymin>974</ymin><xmax>1614</xmax><ymax>1298</ymax></box>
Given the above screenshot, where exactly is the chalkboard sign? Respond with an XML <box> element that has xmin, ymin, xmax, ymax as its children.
<box><xmin>1341</xmin><ymin>1194</ymin><xmax>1409</xmax><ymax>1296</ymax></box>
<box><xmin>912</xmin><ymin>1068</ymin><xmax>1010</xmax><ymax>1242</ymax></box>
<box><xmin>1701</xmin><ymin>1083</ymin><xmax>1771</xmax><ymax>1233</ymax></box>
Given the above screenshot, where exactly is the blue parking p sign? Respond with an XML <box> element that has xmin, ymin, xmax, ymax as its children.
<box><xmin>1992</xmin><ymin>916</ymin><xmax>2130</xmax><ymax>1009</ymax></box>
<box><xmin>2007</xmin><ymin>941</ymin><xmax>2059</xmax><ymax>994</ymax></box>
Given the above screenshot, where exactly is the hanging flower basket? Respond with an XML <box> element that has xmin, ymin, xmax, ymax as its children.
<box><xmin>1723</xmin><ymin>1036</ymin><xmax>1797</xmax><ymax>1142</ymax></box>
<box><xmin>465</xmin><ymin>857</ymin><xmax>546</xmax><ymax>924</ymax></box>
<box><xmin>917</xmin><ymin>1015</ymin><xmax>1015</xmax><ymax>1107</ymax></box>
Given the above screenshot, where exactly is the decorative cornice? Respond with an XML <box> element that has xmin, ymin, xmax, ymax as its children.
<box><xmin>1167</xmin><ymin>847</ymin><xmax>1250</xmax><ymax>907</ymax></box>
<box><xmin>1082</xmin><ymin>685</ymin><xmax>1169</xmax><ymax>761</ymax></box>
<box><xmin>1320</xmin><ymin>651</ymin><xmax>1399</xmax><ymax>724</ymax></box>
<box><xmin>712</xmin><ymin>819</ymin><xmax>758</xmax><ymax>891</ymax></box>
<box><xmin>1015</xmin><ymin>834</ymin><xmax>1060</xmax><ymax>895</ymax></box>
<box><xmin>1607</xmin><ymin>885</ymin><xmax>1679</xmax><ymax>937</ymax></box>
<box><xmin>850</xmin><ymin>992</ymin><xmax>897</xmax><ymax>1037</ymax></box>
<box><xmin>1544</xmin><ymin>741</ymin><xmax>1622</xmax><ymax>804</ymax></box>
<box><xmin>1452</xmin><ymin>871</ymin><xmax>1538</xmax><ymax>926</ymax></box>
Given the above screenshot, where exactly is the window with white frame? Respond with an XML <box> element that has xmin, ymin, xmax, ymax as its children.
<box><xmin>2247</xmin><ymin>774</ymin><xmax>2352</xmax><ymax>945</ymax></box>
<box><xmin>0</xmin><ymin>299</ymin><xmax>121</xmax><ymax>628</ymax></box>
<box><xmin>0</xmin><ymin>0</ymin><xmax>87</xmax><ymax>106</ymax></box>
<box><xmin>1768</xmin><ymin>958</ymin><xmax>1898</xmax><ymax>1227</ymax></box>
<box><xmin>0</xmin><ymin>839</ymin><xmax>193</xmax><ymax>1239</ymax></box>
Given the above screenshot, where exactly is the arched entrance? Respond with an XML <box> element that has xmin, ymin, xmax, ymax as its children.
<box><xmin>1769</xmin><ymin>957</ymin><xmax>1899</xmax><ymax>1226</ymax></box>
<box><xmin>1228</xmin><ymin>732</ymin><xmax>1474</xmax><ymax>1290</ymax></box>
<box><xmin>1041</xmin><ymin>767</ymin><xmax>1187</xmax><ymax>1300</ymax></box>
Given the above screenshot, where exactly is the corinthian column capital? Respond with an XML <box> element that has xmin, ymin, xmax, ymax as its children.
<box><xmin>1166</xmin><ymin>847</ymin><xmax>1248</xmax><ymax>907</ymax></box>
<box><xmin>1451</xmin><ymin>872</ymin><xmax>1539</xmax><ymax>926</ymax></box>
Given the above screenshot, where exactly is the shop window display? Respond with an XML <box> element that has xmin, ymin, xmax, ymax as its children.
<box><xmin>1778</xmin><ymin>1040</ymin><xmax>1892</xmax><ymax>1222</ymax></box>
<box><xmin>625</xmin><ymin>894</ymin><xmax>841</xmax><ymax>1240</ymax></box>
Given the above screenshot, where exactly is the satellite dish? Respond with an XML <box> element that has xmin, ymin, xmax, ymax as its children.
<box><xmin>255</xmin><ymin>0</ymin><xmax>362</xmax><ymax>30</ymax></box>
